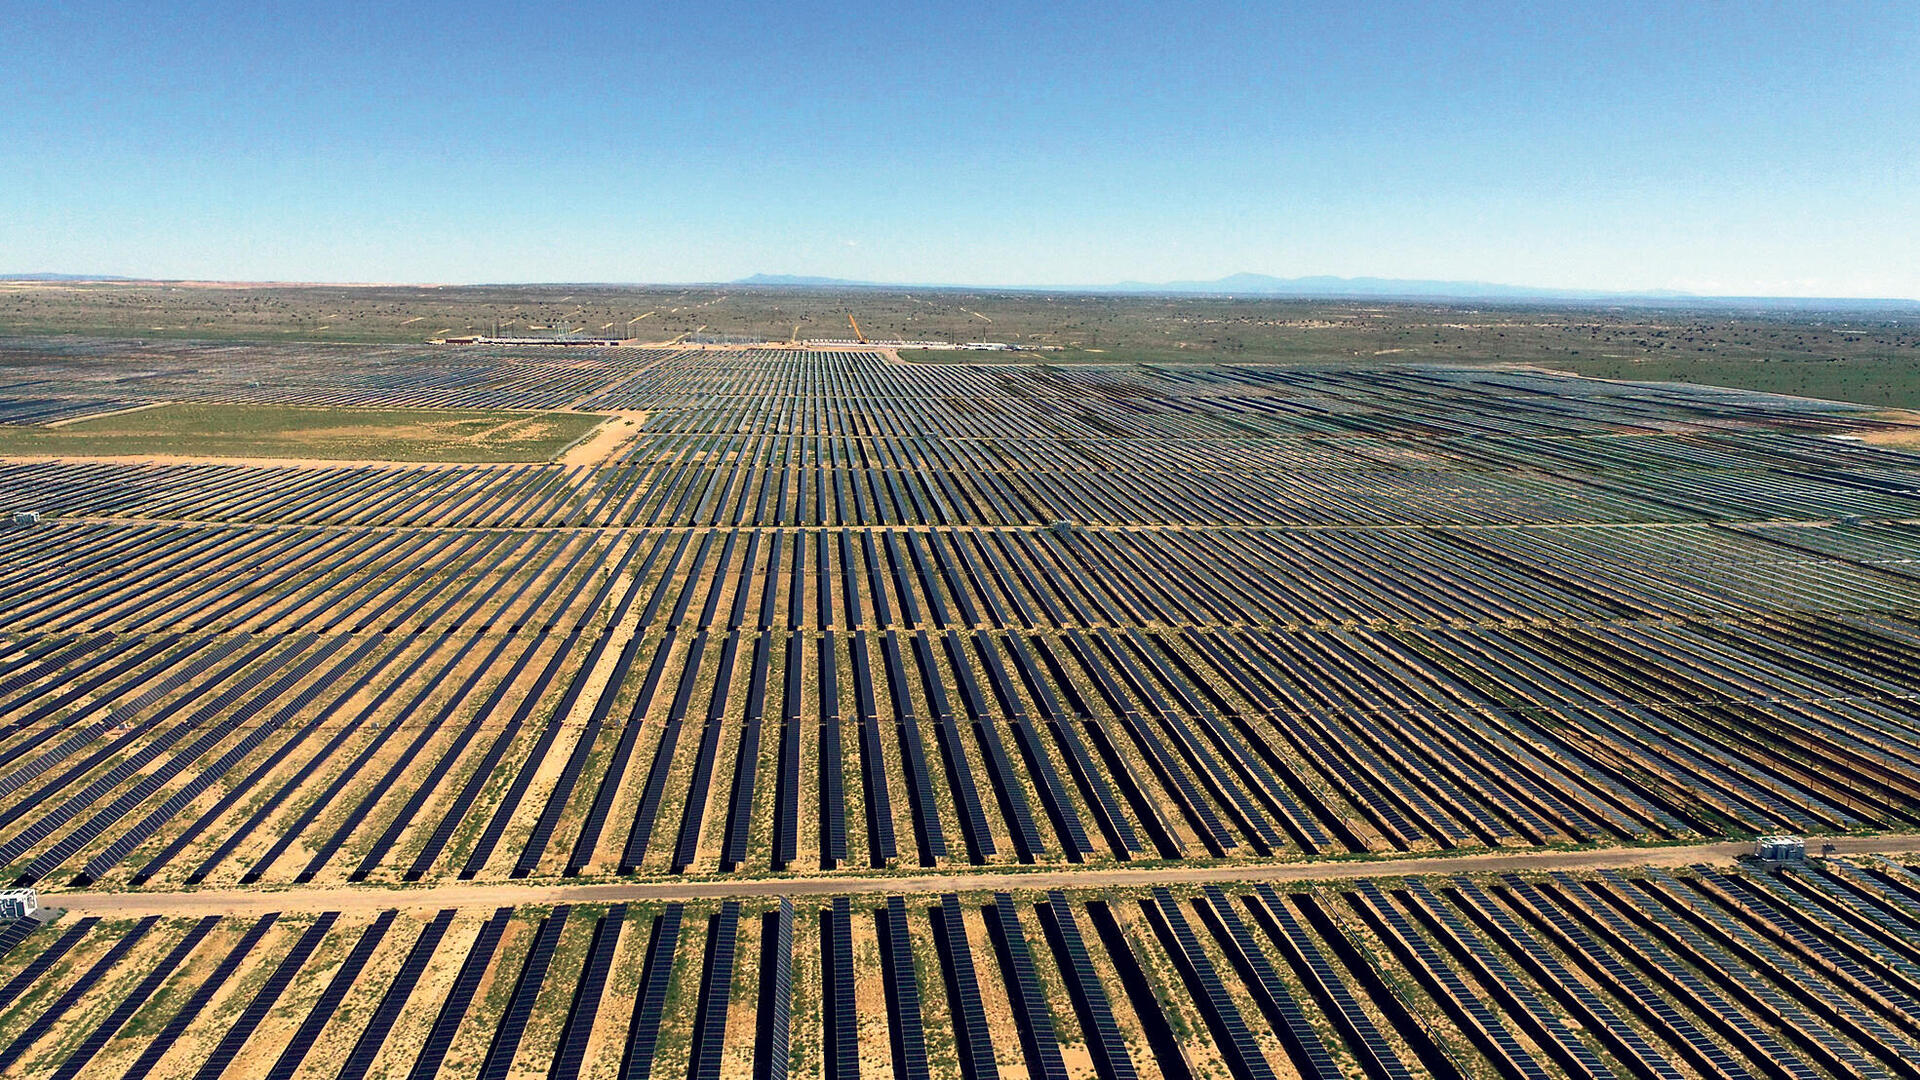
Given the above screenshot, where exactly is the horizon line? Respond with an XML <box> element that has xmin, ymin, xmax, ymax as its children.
<box><xmin>4</xmin><ymin>272</ymin><xmax>1916</xmax><ymax>306</ymax></box>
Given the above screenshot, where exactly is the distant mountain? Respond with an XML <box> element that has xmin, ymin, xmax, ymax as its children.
<box><xmin>738</xmin><ymin>270</ymin><xmax>1610</xmax><ymax>298</ymax></box>
<box><xmin>14</xmin><ymin>271</ymin><xmax>1900</xmax><ymax>308</ymax></box>
<box><xmin>0</xmin><ymin>272</ymin><xmax>134</xmax><ymax>282</ymax></box>
<box><xmin>735</xmin><ymin>273</ymin><xmax>888</xmax><ymax>287</ymax></box>
<box><xmin>737</xmin><ymin>270</ymin><xmax>1710</xmax><ymax>301</ymax></box>
<box><xmin>733</xmin><ymin>271</ymin><xmax>1915</xmax><ymax>308</ymax></box>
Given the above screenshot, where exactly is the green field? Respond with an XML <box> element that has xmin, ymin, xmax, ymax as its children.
<box><xmin>0</xmin><ymin>402</ymin><xmax>606</xmax><ymax>462</ymax></box>
<box><xmin>1517</xmin><ymin>354</ymin><xmax>1920</xmax><ymax>410</ymax></box>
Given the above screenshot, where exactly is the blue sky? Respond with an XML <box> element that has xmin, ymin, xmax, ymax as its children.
<box><xmin>4</xmin><ymin>1</ymin><xmax>1916</xmax><ymax>296</ymax></box>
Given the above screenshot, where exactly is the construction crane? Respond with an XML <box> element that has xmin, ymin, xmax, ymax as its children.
<box><xmin>847</xmin><ymin>313</ymin><xmax>869</xmax><ymax>344</ymax></box>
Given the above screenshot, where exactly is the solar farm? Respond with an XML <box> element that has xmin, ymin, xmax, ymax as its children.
<box><xmin>7</xmin><ymin>333</ymin><xmax>1920</xmax><ymax>1079</ymax></box>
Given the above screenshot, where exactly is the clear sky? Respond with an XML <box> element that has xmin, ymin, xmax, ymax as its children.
<box><xmin>4</xmin><ymin>1</ymin><xmax>1916</xmax><ymax>296</ymax></box>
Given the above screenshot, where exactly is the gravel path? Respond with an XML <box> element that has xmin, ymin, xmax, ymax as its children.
<box><xmin>43</xmin><ymin>832</ymin><xmax>1920</xmax><ymax>916</ymax></box>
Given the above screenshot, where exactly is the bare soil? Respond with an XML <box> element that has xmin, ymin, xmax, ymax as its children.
<box><xmin>45</xmin><ymin>832</ymin><xmax>1920</xmax><ymax>918</ymax></box>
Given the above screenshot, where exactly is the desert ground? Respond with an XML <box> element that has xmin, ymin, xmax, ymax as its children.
<box><xmin>3</xmin><ymin>287</ymin><xmax>1920</xmax><ymax>1079</ymax></box>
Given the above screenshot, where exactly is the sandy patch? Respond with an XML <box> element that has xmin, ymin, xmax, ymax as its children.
<box><xmin>42</xmin><ymin>400</ymin><xmax>173</xmax><ymax>428</ymax></box>
<box><xmin>556</xmin><ymin>411</ymin><xmax>649</xmax><ymax>467</ymax></box>
<box><xmin>1854</xmin><ymin>411</ymin><xmax>1920</xmax><ymax>448</ymax></box>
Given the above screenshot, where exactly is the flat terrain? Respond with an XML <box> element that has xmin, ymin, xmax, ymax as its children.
<box><xmin>3</xmin><ymin>323</ymin><xmax>1920</xmax><ymax>1079</ymax></box>
<box><xmin>0</xmin><ymin>401</ymin><xmax>605</xmax><ymax>462</ymax></box>
<box><xmin>7</xmin><ymin>279</ymin><xmax>1920</xmax><ymax>403</ymax></box>
<box><xmin>50</xmin><ymin>832</ymin><xmax>1920</xmax><ymax>918</ymax></box>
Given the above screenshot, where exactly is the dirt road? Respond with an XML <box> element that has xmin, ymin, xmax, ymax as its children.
<box><xmin>554</xmin><ymin>410</ymin><xmax>647</xmax><ymax>466</ymax></box>
<box><xmin>43</xmin><ymin>833</ymin><xmax>1920</xmax><ymax>917</ymax></box>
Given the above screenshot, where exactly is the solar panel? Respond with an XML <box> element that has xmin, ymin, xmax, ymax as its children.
<box><xmin>1083</xmin><ymin>901</ymin><xmax>1191</xmax><ymax>1080</ymax></box>
<box><xmin>550</xmin><ymin>904</ymin><xmax>627</xmax><ymax>1080</ymax></box>
<box><xmin>1445</xmin><ymin>878</ymin><xmax>1685</xmax><ymax>1080</ymax></box>
<box><xmin>622</xmin><ymin>904</ymin><xmax>684</xmax><ymax>1080</ymax></box>
<box><xmin>264</xmin><ymin>911</ymin><xmax>396</xmax><ymax>1080</ymax></box>
<box><xmin>773</xmin><ymin>638</ymin><xmax>804</xmax><ymax>869</ymax></box>
<box><xmin>1347</xmin><ymin>882</ymin><xmax>1549</xmax><ymax>1080</ymax></box>
<box><xmin>932</xmin><ymin>894</ymin><xmax>999</xmax><ymax>1080</ymax></box>
<box><xmin>882</xmin><ymin>632</ymin><xmax>946</xmax><ymax>863</ymax></box>
<box><xmin>1036</xmin><ymin>893</ymin><xmax>1137</xmax><ymax>1080</ymax></box>
<box><xmin>819</xmin><ymin>634</ymin><xmax>848</xmax><ymax>867</ymax></box>
<box><xmin>0</xmin><ymin>916</ymin><xmax>96</xmax><ymax>1012</ymax></box>
<box><xmin>76</xmin><ymin>634</ymin><xmax>382</xmax><ymax>886</ymax></box>
<box><xmin>878</xmin><ymin>897</ymin><xmax>931</xmax><ymax>1080</ymax></box>
<box><xmin>722</xmin><ymin>707</ymin><xmax>764</xmax><ymax>871</ymax></box>
<box><xmin>450</xmin><ymin>631</ymin><xmax>584</xmax><ymax>879</ymax></box>
<box><xmin>1194</xmin><ymin>886</ymin><xmax>1341</xmax><ymax>1080</ymax></box>
<box><xmin>337</xmin><ymin>910</ymin><xmax>456</xmax><ymax>1080</ymax></box>
<box><xmin>569</xmin><ymin>631</ymin><xmax>680</xmax><ymax>876</ymax></box>
<box><xmin>1244</xmin><ymin>885</ymin><xmax>1421</xmax><ymax>1080</ymax></box>
<box><xmin>5</xmin><ymin>635</ymin><xmax>305</xmax><ymax>879</ymax></box>
<box><xmin>513</xmin><ymin>628</ymin><xmax>654</xmax><ymax>878</ymax></box>
<box><xmin>985</xmin><ymin>895</ymin><xmax>1067</xmax><ymax>1080</ymax></box>
<box><xmin>1603</xmin><ymin>870</ymin><xmax>1890</xmax><ymax>1080</ymax></box>
<box><xmin>759</xmin><ymin>900</ymin><xmax>795</xmax><ymax>1080</ymax></box>
<box><xmin>825</xmin><ymin>898</ymin><xmax>860</xmax><ymax>1080</ymax></box>
<box><xmin>408</xmin><ymin>907</ymin><xmax>512</xmax><ymax>1080</ymax></box>
<box><xmin>975</xmin><ymin>631</ymin><xmax>1087</xmax><ymax>859</ymax></box>
<box><xmin>1398</xmin><ymin>879</ymin><xmax>1612</xmax><ymax>1080</ymax></box>
<box><xmin>1501</xmin><ymin>877</ymin><xmax>1753</xmax><ymax>1079</ymax></box>
<box><xmin>688</xmin><ymin>902</ymin><xmax>741</xmax><ymax>1080</ymax></box>
<box><xmin>1550</xmin><ymin>875</ymin><xmax>1804</xmax><ymax>1080</ymax></box>
<box><xmin>190</xmin><ymin>913</ymin><xmax>334</xmax><ymax>1080</ymax></box>
<box><xmin>1143</xmin><ymin>890</ymin><xmax>1276</xmax><ymax>1080</ymax></box>
<box><xmin>624</xmin><ymin>634</ymin><xmax>708</xmax><ymax>871</ymax></box>
<box><xmin>49</xmin><ymin>915</ymin><xmax>217</xmax><ymax>1080</ymax></box>
<box><xmin>676</xmin><ymin>720</ymin><xmax>728</xmax><ymax>872</ymax></box>
<box><xmin>1006</xmin><ymin>634</ymin><xmax>1138</xmax><ymax>857</ymax></box>
<box><xmin>850</xmin><ymin>633</ymin><xmax>897</xmax><ymax>865</ymax></box>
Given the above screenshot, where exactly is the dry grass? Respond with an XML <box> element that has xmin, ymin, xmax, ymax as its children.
<box><xmin>0</xmin><ymin>402</ymin><xmax>605</xmax><ymax>462</ymax></box>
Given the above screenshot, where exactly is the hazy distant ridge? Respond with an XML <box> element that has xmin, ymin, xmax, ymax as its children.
<box><xmin>1</xmin><ymin>272</ymin><xmax>134</xmax><ymax>282</ymax></box>
<box><xmin>733</xmin><ymin>271</ymin><xmax>1916</xmax><ymax>307</ymax></box>
<box><xmin>735</xmin><ymin>270</ymin><xmax>1626</xmax><ymax>297</ymax></box>
<box><xmin>735</xmin><ymin>273</ymin><xmax>888</xmax><ymax>288</ymax></box>
<box><xmin>4</xmin><ymin>272</ymin><xmax>1908</xmax><ymax>307</ymax></box>
<box><xmin>1102</xmin><ymin>272</ymin><xmax>1696</xmax><ymax>300</ymax></box>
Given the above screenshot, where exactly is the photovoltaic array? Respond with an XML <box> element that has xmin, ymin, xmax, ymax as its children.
<box><xmin>3</xmin><ymin>343</ymin><xmax>1920</xmax><ymax>1076</ymax></box>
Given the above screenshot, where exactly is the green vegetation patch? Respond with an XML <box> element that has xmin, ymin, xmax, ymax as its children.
<box><xmin>1537</xmin><ymin>355</ymin><xmax>1920</xmax><ymax>410</ymax></box>
<box><xmin>0</xmin><ymin>402</ymin><xmax>606</xmax><ymax>462</ymax></box>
